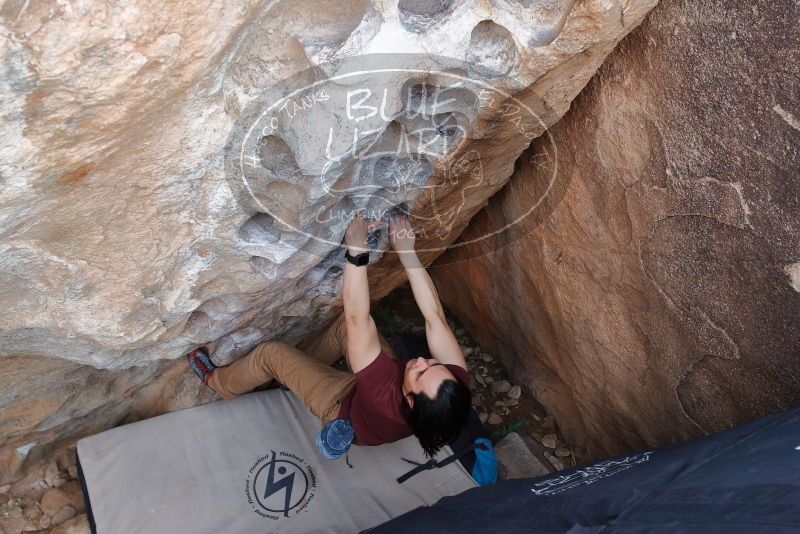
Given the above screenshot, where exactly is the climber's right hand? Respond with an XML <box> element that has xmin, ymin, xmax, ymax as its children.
<box><xmin>345</xmin><ymin>212</ymin><xmax>382</xmax><ymax>254</ymax></box>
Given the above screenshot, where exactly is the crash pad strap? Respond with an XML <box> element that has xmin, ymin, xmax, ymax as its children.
<box><xmin>398</xmin><ymin>441</ymin><xmax>487</xmax><ymax>484</ymax></box>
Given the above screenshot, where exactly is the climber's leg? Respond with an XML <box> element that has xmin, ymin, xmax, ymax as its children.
<box><xmin>298</xmin><ymin>312</ymin><xmax>397</xmax><ymax>369</ymax></box>
<box><xmin>206</xmin><ymin>341</ymin><xmax>356</xmax><ymax>421</ymax></box>
<box><xmin>206</xmin><ymin>341</ymin><xmax>294</xmax><ymax>400</ymax></box>
<box><xmin>296</xmin><ymin>313</ymin><xmax>349</xmax><ymax>366</ymax></box>
<box><xmin>261</xmin><ymin>343</ymin><xmax>357</xmax><ymax>422</ymax></box>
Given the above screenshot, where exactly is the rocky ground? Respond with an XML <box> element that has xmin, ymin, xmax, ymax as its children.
<box><xmin>375</xmin><ymin>285</ymin><xmax>576</xmax><ymax>472</ymax></box>
<box><xmin>0</xmin><ymin>444</ymin><xmax>89</xmax><ymax>533</ymax></box>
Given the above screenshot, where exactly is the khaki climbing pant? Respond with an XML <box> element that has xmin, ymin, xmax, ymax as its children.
<box><xmin>208</xmin><ymin>313</ymin><xmax>396</xmax><ymax>423</ymax></box>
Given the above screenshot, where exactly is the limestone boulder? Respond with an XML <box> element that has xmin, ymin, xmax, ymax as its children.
<box><xmin>432</xmin><ymin>0</ymin><xmax>800</xmax><ymax>459</ymax></box>
<box><xmin>0</xmin><ymin>0</ymin><xmax>656</xmax><ymax>482</ymax></box>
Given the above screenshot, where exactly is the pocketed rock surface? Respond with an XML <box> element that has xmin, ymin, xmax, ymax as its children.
<box><xmin>0</xmin><ymin>0</ymin><xmax>656</xmax><ymax>483</ymax></box>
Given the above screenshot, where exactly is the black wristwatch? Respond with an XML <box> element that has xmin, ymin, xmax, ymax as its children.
<box><xmin>345</xmin><ymin>249</ymin><xmax>369</xmax><ymax>266</ymax></box>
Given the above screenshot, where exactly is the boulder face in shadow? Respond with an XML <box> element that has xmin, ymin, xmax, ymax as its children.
<box><xmin>432</xmin><ymin>0</ymin><xmax>800</xmax><ymax>460</ymax></box>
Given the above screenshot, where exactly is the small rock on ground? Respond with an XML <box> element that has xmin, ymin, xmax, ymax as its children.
<box><xmin>51</xmin><ymin>513</ymin><xmax>90</xmax><ymax>534</ymax></box>
<box><xmin>44</xmin><ymin>461</ymin><xmax>66</xmax><ymax>488</ymax></box>
<box><xmin>487</xmin><ymin>413</ymin><xmax>503</xmax><ymax>425</ymax></box>
<box><xmin>541</xmin><ymin>434</ymin><xmax>558</xmax><ymax>449</ymax></box>
<box><xmin>494</xmin><ymin>432</ymin><xmax>554</xmax><ymax>480</ymax></box>
<box><xmin>490</xmin><ymin>379</ymin><xmax>511</xmax><ymax>395</ymax></box>
<box><xmin>555</xmin><ymin>447</ymin><xmax>572</xmax><ymax>458</ymax></box>
<box><xmin>545</xmin><ymin>452</ymin><xmax>565</xmax><ymax>471</ymax></box>
<box><xmin>41</xmin><ymin>488</ymin><xmax>71</xmax><ymax>516</ymax></box>
<box><xmin>51</xmin><ymin>505</ymin><xmax>78</xmax><ymax>526</ymax></box>
<box><xmin>507</xmin><ymin>385</ymin><xmax>521</xmax><ymax>399</ymax></box>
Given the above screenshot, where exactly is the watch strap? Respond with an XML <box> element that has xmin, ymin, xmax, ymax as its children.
<box><xmin>345</xmin><ymin>250</ymin><xmax>369</xmax><ymax>266</ymax></box>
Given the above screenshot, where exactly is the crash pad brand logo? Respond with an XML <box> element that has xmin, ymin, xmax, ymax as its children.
<box><xmin>530</xmin><ymin>451</ymin><xmax>653</xmax><ymax>495</ymax></box>
<box><xmin>246</xmin><ymin>451</ymin><xmax>317</xmax><ymax>520</ymax></box>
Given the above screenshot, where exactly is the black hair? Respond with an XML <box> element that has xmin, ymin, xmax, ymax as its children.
<box><xmin>405</xmin><ymin>378</ymin><xmax>471</xmax><ymax>458</ymax></box>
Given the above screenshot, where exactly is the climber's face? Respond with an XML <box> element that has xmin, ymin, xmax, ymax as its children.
<box><xmin>402</xmin><ymin>357</ymin><xmax>455</xmax><ymax>406</ymax></box>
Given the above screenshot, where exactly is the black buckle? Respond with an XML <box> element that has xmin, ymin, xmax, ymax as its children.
<box><xmin>396</xmin><ymin>442</ymin><xmax>488</xmax><ymax>484</ymax></box>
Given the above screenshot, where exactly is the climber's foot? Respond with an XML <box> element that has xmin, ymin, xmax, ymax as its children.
<box><xmin>187</xmin><ymin>348</ymin><xmax>215</xmax><ymax>385</ymax></box>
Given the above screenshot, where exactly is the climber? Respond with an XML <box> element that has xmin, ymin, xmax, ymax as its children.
<box><xmin>187</xmin><ymin>212</ymin><xmax>471</xmax><ymax>457</ymax></box>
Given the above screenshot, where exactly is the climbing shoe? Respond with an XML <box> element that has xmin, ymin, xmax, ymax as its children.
<box><xmin>187</xmin><ymin>348</ymin><xmax>215</xmax><ymax>385</ymax></box>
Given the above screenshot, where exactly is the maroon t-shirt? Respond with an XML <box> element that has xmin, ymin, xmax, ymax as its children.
<box><xmin>338</xmin><ymin>351</ymin><xmax>470</xmax><ymax>446</ymax></box>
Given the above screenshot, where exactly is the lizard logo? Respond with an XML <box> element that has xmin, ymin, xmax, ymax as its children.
<box><xmin>246</xmin><ymin>451</ymin><xmax>317</xmax><ymax>520</ymax></box>
<box><xmin>225</xmin><ymin>53</ymin><xmax>558</xmax><ymax>266</ymax></box>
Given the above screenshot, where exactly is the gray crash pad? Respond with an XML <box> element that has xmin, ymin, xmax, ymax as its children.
<box><xmin>77</xmin><ymin>388</ymin><xmax>476</xmax><ymax>533</ymax></box>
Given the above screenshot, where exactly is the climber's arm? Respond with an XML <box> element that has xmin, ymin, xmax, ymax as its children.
<box><xmin>343</xmin><ymin>214</ymin><xmax>383</xmax><ymax>373</ymax></box>
<box><xmin>390</xmin><ymin>215</ymin><xmax>467</xmax><ymax>371</ymax></box>
<box><xmin>403</xmin><ymin>256</ymin><xmax>466</xmax><ymax>370</ymax></box>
